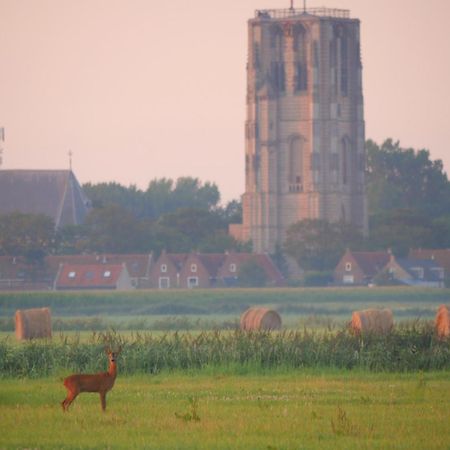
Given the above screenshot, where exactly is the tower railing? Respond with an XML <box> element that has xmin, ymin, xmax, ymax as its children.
<box><xmin>254</xmin><ymin>8</ymin><xmax>350</xmax><ymax>19</ymax></box>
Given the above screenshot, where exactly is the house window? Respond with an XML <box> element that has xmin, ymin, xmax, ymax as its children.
<box><xmin>191</xmin><ymin>264</ymin><xmax>197</xmax><ymax>273</ymax></box>
<box><xmin>103</xmin><ymin>270</ymin><xmax>111</xmax><ymax>278</ymax></box>
<box><xmin>345</xmin><ymin>262</ymin><xmax>352</xmax><ymax>272</ymax></box>
<box><xmin>187</xmin><ymin>277</ymin><xmax>199</xmax><ymax>288</ymax></box>
<box><xmin>229</xmin><ymin>263</ymin><xmax>236</xmax><ymax>273</ymax></box>
<box><xmin>68</xmin><ymin>271</ymin><xmax>76</xmax><ymax>279</ymax></box>
<box><xmin>161</xmin><ymin>264</ymin><xmax>167</xmax><ymax>273</ymax></box>
<box><xmin>159</xmin><ymin>277</ymin><xmax>170</xmax><ymax>289</ymax></box>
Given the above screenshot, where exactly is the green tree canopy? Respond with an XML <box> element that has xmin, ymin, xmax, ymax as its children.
<box><xmin>284</xmin><ymin>219</ymin><xmax>364</xmax><ymax>271</ymax></box>
<box><xmin>83</xmin><ymin>205</ymin><xmax>152</xmax><ymax>254</ymax></box>
<box><xmin>237</xmin><ymin>259</ymin><xmax>267</xmax><ymax>287</ymax></box>
<box><xmin>366</xmin><ymin>139</ymin><xmax>450</xmax><ymax>218</ymax></box>
<box><xmin>83</xmin><ymin>177</ymin><xmax>222</xmax><ymax>220</ymax></box>
<box><xmin>0</xmin><ymin>212</ymin><xmax>55</xmax><ymax>263</ymax></box>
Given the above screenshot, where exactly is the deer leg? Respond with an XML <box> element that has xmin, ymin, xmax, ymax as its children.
<box><xmin>100</xmin><ymin>392</ymin><xmax>107</xmax><ymax>411</ymax></box>
<box><xmin>62</xmin><ymin>391</ymin><xmax>78</xmax><ymax>412</ymax></box>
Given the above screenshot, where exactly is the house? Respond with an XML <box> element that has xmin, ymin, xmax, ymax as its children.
<box><xmin>409</xmin><ymin>249</ymin><xmax>450</xmax><ymax>282</ymax></box>
<box><xmin>46</xmin><ymin>254</ymin><xmax>153</xmax><ymax>289</ymax></box>
<box><xmin>54</xmin><ymin>263</ymin><xmax>133</xmax><ymax>290</ymax></box>
<box><xmin>334</xmin><ymin>250</ymin><xmax>391</xmax><ymax>285</ymax></box>
<box><xmin>217</xmin><ymin>252</ymin><xmax>285</xmax><ymax>287</ymax></box>
<box><xmin>0</xmin><ymin>170</ymin><xmax>91</xmax><ymax>227</ymax></box>
<box><xmin>382</xmin><ymin>254</ymin><xmax>445</xmax><ymax>287</ymax></box>
<box><xmin>178</xmin><ymin>253</ymin><xmax>226</xmax><ymax>288</ymax></box>
<box><xmin>149</xmin><ymin>251</ymin><xmax>188</xmax><ymax>289</ymax></box>
<box><xmin>0</xmin><ymin>256</ymin><xmax>51</xmax><ymax>290</ymax></box>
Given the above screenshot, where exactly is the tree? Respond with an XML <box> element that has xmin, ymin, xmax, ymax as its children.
<box><xmin>284</xmin><ymin>219</ymin><xmax>364</xmax><ymax>271</ymax></box>
<box><xmin>83</xmin><ymin>205</ymin><xmax>152</xmax><ymax>253</ymax></box>
<box><xmin>237</xmin><ymin>259</ymin><xmax>267</xmax><ymax>287</ymax></box>
<box><xmin>0</xmin><ymin>212</ymin><xmax>55</xmax><ymax>264</ymax></box>
<box><xmin>157</xmin><ymin>207</ymin><xmax>225</xmax><ymax>251</ymax></box>
<box><xmin>84</xmin><ymin>177</ymin><xmax>222</xmax><ymax>221</ymax></box>
<box><xmin>83</xmin><ymin>182</ymin><xmax>146</xmax><ymax>218</ymax></box>
<box><xmin>366</xmin><ymin>139</ymin><xmax>450</xmax><ymax>218</ymax></box>
<box><xmin>171</xmin><ymin>177</ymin><xmax>220</xmax><ymax>211</ymax></box>
<box><xmin>368</xmin><ymin>208</ymin><xmax>438</xmax><ymax>256</ymax></box>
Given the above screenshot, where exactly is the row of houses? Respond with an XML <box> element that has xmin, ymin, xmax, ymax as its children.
<box><xmin>334</xmin><ymin>249</ymin><xmax>447</xmax><ymax>287</ymax></box>
<box><xmin>0</xmin><ymin>251</ymin><xmax>284</xmax><ymax>291</ymax></box>
<box><xmin>1</xmin><ymin>248</ymin><xmax>449</xmax><ymax>291</ymax></box>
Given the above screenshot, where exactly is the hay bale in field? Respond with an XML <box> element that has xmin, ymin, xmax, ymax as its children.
<box><xmin>240</xmin><ymin>307</ymin><xmax>282</xmax><ymax>331</ymax></box>
<box><xmin>15</xmin><ymin>307</ymin><xmax>52</xmax><ymax>340</ymax></box>
<box><xmin>350</xmin><ymin>308</ymin><xmax>393</xmax><ymax>335</ymax></box>
<box><xmin>435</xmin><ymin>305</ymin><xmax>450</xmax><ymax>339</ymax></box>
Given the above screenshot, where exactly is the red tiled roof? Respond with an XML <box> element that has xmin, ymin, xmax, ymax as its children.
<box><xmin>197</xmin><ymin>254</ymin><xmax>227</xmax><ymax>277</ymax></box>
<box><xmin>165</xmin><ymin>253</ymin><xmax>189</xmax><ymax>270</ymax></box>
<box><xmin>55</xmin><ymin>263</ymin><xmax>125</xmax><ymax>289</ymax></box>
<box><xmin>225</xmin><ymin>253</ymin><xmax>284</xmax><ymax>284</ymax></box>
<box><xmin>349</xmin><ymin>251</ymin><xmax>391</xmax><ymax>277</ymax></box>
<box><xmin>409</xmin><ymin>249</ymin><xmax>450</xmax><ymax>273</ymax></box>
<box><xmin>0</xmin><ymin>256</ymin><xmax>30</xmax><ymax>279</ymax></box>
<box><xmin>47</xmin><ymin>254</ymin><xmax>152</xmax><ymax>278</ymax></box>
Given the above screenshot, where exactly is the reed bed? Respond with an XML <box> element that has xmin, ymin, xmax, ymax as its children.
<box><xmin>1</xmin><ymin>324</ymin><xmax>449</xmax><ymax>377</ymax></box>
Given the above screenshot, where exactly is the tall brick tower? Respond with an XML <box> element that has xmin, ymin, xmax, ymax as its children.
<box><xmin>232</xmin><ymin>6</ymin><xmax>367</xmax><ymax>254</ymax></box>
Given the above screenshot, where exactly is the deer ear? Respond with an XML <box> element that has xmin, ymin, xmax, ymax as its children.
<box><xmin>104</xmin><ymin>346</ymin><xmax>111</xmax><ymax>355</ymax></box>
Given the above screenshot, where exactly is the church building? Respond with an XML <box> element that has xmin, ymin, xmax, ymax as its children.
<box><xmin>231</xmin><ymin>6</ymin><xmax>367</xmax><ymax>253</ymax></box>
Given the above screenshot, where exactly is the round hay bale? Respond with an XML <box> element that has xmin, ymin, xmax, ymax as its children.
<box><xmin>435</xmin><ymin>305</ymin><xmax>450</xmax><ymax>339</ymax></box>
<box><xmin>240</xmin><ymin>307</ymin><xmax>282</xmax><ymax>331</ymax></box>
<box><xmin>351</xmin><ymin>308</ymin><xmax>393</xmax><ymax>335</ymax></box>
<box><xmin>15</xmin><ymin>307</ymin><xmax>52</xmax><ymax>340</ymax></box>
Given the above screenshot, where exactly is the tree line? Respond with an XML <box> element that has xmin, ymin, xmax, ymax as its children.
<box><xmin>1</xmin><ymin>139</ymin><xmax>450</xmax><ymax>276</ymax></box>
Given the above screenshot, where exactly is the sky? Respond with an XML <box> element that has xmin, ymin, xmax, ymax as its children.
<box><xmin>1</xmin><ymin>0</ymin><xmax>449</xmax><ymax>204</ymax></box>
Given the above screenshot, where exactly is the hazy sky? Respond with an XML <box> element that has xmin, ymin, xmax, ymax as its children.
<box><xmin>1</xmin><ymin>0</ymin><xmax>449</xmax><ymax>203</ymax></box>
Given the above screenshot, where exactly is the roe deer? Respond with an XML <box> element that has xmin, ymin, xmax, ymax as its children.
<box><xmin>61</xmin><ymin>347</ymin><xmax>121</xmax><ymax>412</ymax></box>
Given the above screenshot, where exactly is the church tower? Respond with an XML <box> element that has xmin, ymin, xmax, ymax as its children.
<box><xmin>234</xmin><ymin>7</ymin><xmax>367</xmax><ymax>254</ymax></box>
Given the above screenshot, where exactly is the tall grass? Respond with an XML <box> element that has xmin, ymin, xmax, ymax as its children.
<box><xmin>1</xmin><ymin>325</ymin><xmax>449</xmax><ymax>377</ymax></box>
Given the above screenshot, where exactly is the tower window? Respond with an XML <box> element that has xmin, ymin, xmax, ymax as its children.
<box><xmin>340</xmin><ymin>35</ymin><xmax>349</xmax><ymax>96</ymax></box>
<box><xmin>295</xmin><ymin>63</ymin><xmax>307</xmax><ymax>91</ymax></box>
<box><xmin>271</xmin><ymin>62</ymin><xmax>285</xmax><ymax>92</ymax></box>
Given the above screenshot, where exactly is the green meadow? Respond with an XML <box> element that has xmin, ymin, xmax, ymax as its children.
<box><xmin>1</xmin><ymin>288</ymin><xmax>449</xmax><ymax>448</ymax></box>
<box><xmin>1</xmin><ymin>371</ymin><xmax>449</xmax><ymax>449</ymax></box>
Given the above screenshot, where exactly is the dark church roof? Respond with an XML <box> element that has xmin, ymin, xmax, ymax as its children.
<box><xmin>0</xmin><ymin>170</ymin><xmax>91</xmax><ymax>227</ymax></box>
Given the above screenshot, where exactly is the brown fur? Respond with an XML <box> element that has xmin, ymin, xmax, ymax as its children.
<box><xmin>61</xmin><ymin>349</ymin><xmax>121</xmax><ymax>412</ymax></box>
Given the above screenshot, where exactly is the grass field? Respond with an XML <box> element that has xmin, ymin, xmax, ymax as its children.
<box><xmin>1</xmin><ymin>371</ymin><xmax>449</xmax><ymax>449</ymax></box>
<box><xmin>1</xmin><ymin>286</ymin><xmax>449</xmax><ymax>333</ymax></box>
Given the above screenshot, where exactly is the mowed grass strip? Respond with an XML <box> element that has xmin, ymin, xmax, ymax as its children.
<box><xmin>1</xmin><ymin>371</ymin><xmax>449</xmax><ymax>449</ymax></box>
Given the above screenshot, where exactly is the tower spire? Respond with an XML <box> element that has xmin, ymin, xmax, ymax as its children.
<box><xmin>68</xmin><ymin>150</ymin><xmax>73</xmax><ymax>171</ymax></box>
<box><xmin>290</xmin><ymin>0</ymin><xmax>294</xmax><ymax>10</ymax></box>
